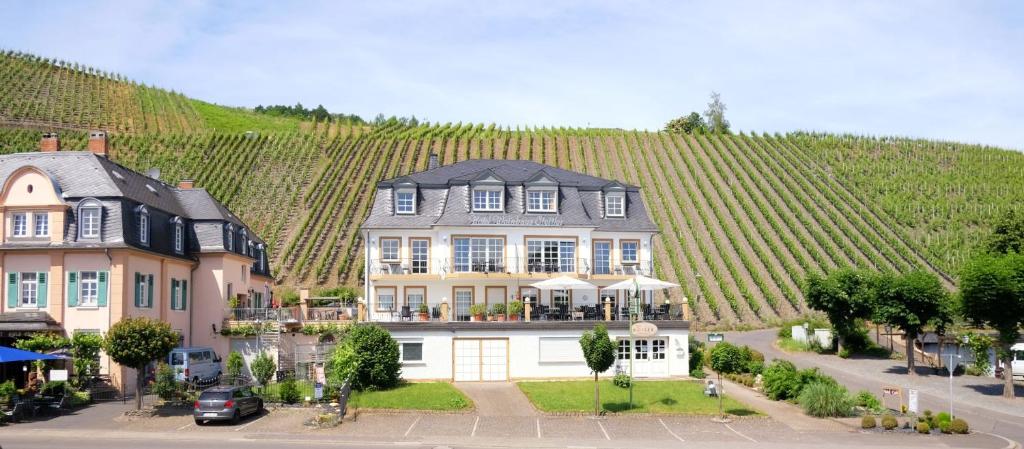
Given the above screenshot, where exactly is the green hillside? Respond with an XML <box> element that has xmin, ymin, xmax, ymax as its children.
<box><xmin>2</xmin><ymin>53</ymin><xmax>1022</xmax><ymax>328</ymax></box>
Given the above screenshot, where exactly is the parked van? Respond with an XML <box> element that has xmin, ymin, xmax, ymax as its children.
<box><xmin>168</xmin><ymin>347</ymin><xmax>223</xmax><ymax>382</ymax></box>
<box><xmin>996</xmin><ymin>343</ymin><xmax>1024</xmax><ymax>382</ymax></box>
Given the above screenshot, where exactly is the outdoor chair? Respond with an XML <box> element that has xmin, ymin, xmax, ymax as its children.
<box><xmin>704</xmin><ymin>380</ymin><xmax>719</xmax><ymax>397</ymax></box>
<box><xmin>400</xmin><ymin>306</ymin><xmax>412</xmax><ymax>321</ymax></box>
<box><xmin>45</xmin><ymin>394</ymin><xmax>69</xmax><ymax>415</ymax></box>
<box><xmin>2</xmin><ymin>401</ymin><xmax>28</xmax><ymax>422</ymax></box>
<box><xmin>400</xmin><ymin>263</ymin><xmax>410</xmax><ymax>274</ymax></box>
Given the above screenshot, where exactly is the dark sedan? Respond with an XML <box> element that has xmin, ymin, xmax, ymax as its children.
<box><xmin>193</xmin><ymin>386</ymin><xmax>263</xmax><ymax>425</ymax></box>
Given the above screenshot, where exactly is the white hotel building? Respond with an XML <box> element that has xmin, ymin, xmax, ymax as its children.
<box><xmin>361</xmin><ymin>156</ymin><xmax>689</xmax><ymax>381</ymax></box>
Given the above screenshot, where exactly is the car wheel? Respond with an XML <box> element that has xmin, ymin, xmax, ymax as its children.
<box><xmin>257</xmin><ymin>399</ymin><xmax>264</xmax><ymax>414</ymax></box>
<box><xmin>194</xmin><ymin>419</ymin><xmax>205</xmax><ymax>426</ymax></box>
<box><xmin>231</xmin><ymin>409</ymin><xmax>241</xmax><ymax>425</ymax></box>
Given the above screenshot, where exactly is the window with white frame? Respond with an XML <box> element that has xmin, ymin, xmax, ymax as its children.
<box><xmin>526</xmin><ymin>190</ymin><xmax>556</xmax><ymax>212</ymax></box>
<box><xmin>453</xmin><ymin>237</ymin><xmax>504</xmax><ymax>272</ymax></box>
<box><xmin>376</xmin><ymin>287</ymin><xmax>396</xmax><ymax>312</ymax></box>
<box><xmin>526</xmin><ymin>239</ymin><xmax>575</xmax><ymax>273</ymax></box>
<box><xmin>593</xmin><ymin>240</ymin><xmax>611</xmax><ymax>274</ymax></box>
<box><xmin>617</xmin><ymin>339</ymin><xmax>631</xmax><ymax>360</ymax></box>
<box><xmin>400</xmin><ymin>341</ymin><xmax>423</xmax><ymax>362</ymax></box>
<box><xmin>240</xmin><ymin>229</ymin><xmax>248</xmax><ymax>255</ymax></box>
<box><xmin>406</xmin><ymin>287</ymin><xmax>425</xmax><ymax>312</ymax></box>
<box><xmin>472</xmin><ymin>188</ymin><xmax>503</xmax><ymax>212</ymax></box>
<box><xmin>12</xmin><ymin>213</ymin><xmax>28</xmax><ymax>237</ymax></box>
<box><xmin>79</xmin><ymin>271</ymin><xmax>99</xmax><ymax>306</ymax></box>
<box><xmin>395</xmin><ymin>190</ymin><xmax>415</xmax><ymax>214</ymax></box>
<box><xmin>605</xmin><ymin>194</ymin><xmax>625</xmax><ymax>217</ymax></box>
<box><xmin>651</xmin><ymin>338</ymin><xmax>666</xmax><ymax>360</ymax></box>
<box><xmin>410</xmin><ymin>239</ymin><xmax>429</xmax><ymax>273</ymax></box>
<box><xmin>380</xmin><ymin>238</ymin><xmax>400</xmax><ymax>261</ymax></box>
<box><xmin>225</xmin><ymin>224</ymin><xmax>234</xmax><ymax>252</ymax></box>
<box><xmin>20</xmin><ymin>272</ymin><xmax>38</xmax><ymax>306</ymax></box>
<box><xmin>173</xmin><ymin>219</ymin><xmax>184</xmax><ymax>253</ymax></box>
<box><xmin>79</xmin><ymin>204</ymin><xmax>101</xmax><ymax>239</ymax></box>
<box><xmin>621</xmin><ymin>240</ymin><xmax>639</xmax><ymax>264</ymax></box>
<box><xmin>34</xmin><ymin>212</ymin><xmax>48</xmax><ymax>237</ymax></box>
<box><xmin>137</xmin><ymin>206</ymin><xmax>149</xmax><ymax>245</ymax></box>
<box><xmin>257</xmin><ymin>244</ymin><xmax>266</xmax><ymax>272</ymax></box>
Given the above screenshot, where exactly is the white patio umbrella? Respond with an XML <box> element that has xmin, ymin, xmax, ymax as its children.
<box><xmin>603</xmin><ymin>274</ymin><xmax>679</xmax><ymax>292</ymax></box>
<box><xmin>529</xmin><ymin>275</ymin><xmax>596</xmax><ymax>290</ymax></box>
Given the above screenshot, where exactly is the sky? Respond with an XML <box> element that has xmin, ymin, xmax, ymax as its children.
<box><xmin>2</xmin><ymin>1</ymin><xmax>1022</xmax><ymax>149</ymax></box>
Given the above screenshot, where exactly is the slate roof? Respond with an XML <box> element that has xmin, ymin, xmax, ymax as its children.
<box><xmin>363</xmin><ymin>159</ymin><xmax>657</xmax><ymax>232</ymax></box>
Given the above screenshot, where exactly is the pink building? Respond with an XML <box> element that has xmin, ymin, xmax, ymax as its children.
<box><xmin>0</xmin><ymin>132</ymin><xmax>273</xmax><ymax>392</ymax></box>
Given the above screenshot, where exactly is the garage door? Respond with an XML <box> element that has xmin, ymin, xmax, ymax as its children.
<box><xmin>453</xmin><ymin>338</ymin><xmax>508</xmax><ymax>381</ymax></box>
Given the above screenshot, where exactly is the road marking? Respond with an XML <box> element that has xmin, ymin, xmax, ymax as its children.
<box><xmin>536</xmin><ymin>418</ymin><xmax>542</xmax><ymax>438</ymax></box>
<box><xmin>977</xmin><ymin>431</ymin><xmax>1020</xmax><ymax>449</ymax></box>
<box><xmin>176</xmin><ymin>422</ymin><xmax>193</xmax><ymax>431</ymax></box>
<box><xmin>596</xmin><ymin>420</ymin><xmax>611</xmax><ymax>440</ymax></box>
<box><xmin>659</xmin><ymin>418</ymin><xmax>685</xmax><ymax>442</ymax></box>
<box><xmin>725</xmin><ymin>423</ymin><xmax>757</xmax><ymax>443</ymax></box>
<box><xmin>470</xmin><ymin>416</ymin><xmax>480</xmax><ymax>437</ymax></box>
<box><xmin>403</xmin><ymin>416</ymin><xmax>421</xmax><ymax>437</ymax></box>
<box><xmin>234</xmin><ymin>415</ymin><xmax>261</xmax><ymax>432</ymax></box>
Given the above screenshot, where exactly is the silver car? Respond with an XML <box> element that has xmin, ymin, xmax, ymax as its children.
<box><xmin>193</xmin><ymin>386</ymin><xmax>263</xmax><ymax>425</ymax></box>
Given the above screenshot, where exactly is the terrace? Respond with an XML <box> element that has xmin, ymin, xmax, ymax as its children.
<box><xmin>369</xmin><ymin>300</ymin><xmax>686</xmax><ymax>323</ymax></box>
<box><xmin>222</xmin><ymin>295</ymin><xmax>358</xmax><ymax>330</ymax></box>
<box><xmin>368</xmin><ymin>256</ymin><xmax>655</xmax><ymax>280</ymax></box>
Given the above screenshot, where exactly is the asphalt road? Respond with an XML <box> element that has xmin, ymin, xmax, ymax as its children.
<box><xmin>725</xmin><ymin>329</ymin><xmax>1024</xmax><ymax>445</ymax></box>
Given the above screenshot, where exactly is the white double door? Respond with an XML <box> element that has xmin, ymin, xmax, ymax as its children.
<box><xmin>454</xmin><ymin>338</ymin><xmax>508</xmax><ymax>381</ymax></box>
<box><xmin>621</xmin><ymin>338</ymin><xmax>669</xmax><ymax>378</ymax></box>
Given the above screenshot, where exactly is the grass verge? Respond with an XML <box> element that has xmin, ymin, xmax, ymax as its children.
<box><xmin>349</xmin><ymin>382</ymin><xmax>472</xmax><ymax>411</ymax></box>
<box><xmin>517</xmin><ymin>380</ymin><xmax>759</xmax><ymax>415</ymax></box>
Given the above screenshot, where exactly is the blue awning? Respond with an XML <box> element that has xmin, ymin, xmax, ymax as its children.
<box><xmin>0</xmin><ymin>346</ymin><xmax>62</xmax><ymax>363</ymax></box>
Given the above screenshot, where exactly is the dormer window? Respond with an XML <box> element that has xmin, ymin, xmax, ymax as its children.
<box><xmin>240</xmin><ymin>228</ymin><xmax>249</xmax><ymax>255</ymax></box>
<box><xmin>395</xmin><ymin>190</ymin><xmax>416</xmax><ymax>215</ymax></box>
<box><xmin>472</xmin><ymin>188</ymin><xmax>503</xmax><ymax>212</ymax></box>
<box><xmin>171</xmin><ymin>217</ymin><xmax>184</xmax><ymax>254</ymax></box>
<box><xmin>225</xmin><ymin>224</ymin><xmax>234</xmax><ymax>252</ymax></box>
<box><xmin>606</xmin><ymin>194</ymin><xmax>625</xmax><ymax>217</ymax></box>
<box><xmin>527</xmin><ymin>190</ymin><xmax>557</xmax><ymax>213</ymax></box>
<box><xmin>257</xmin><ymin>244</ymin><xmax>266</xmax><ymax>272</ymax></box>
<box><xmin>136</xmin><ymin>206</ymin><xmax>150</xmax><ymax>246</ymax></box>
<box><xmin>78</xmin><ymin>200</ymin><xmax>102</xmax><ymax>239</ymax></box>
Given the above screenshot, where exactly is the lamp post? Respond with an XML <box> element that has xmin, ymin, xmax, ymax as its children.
<box><xmin>627</xmin><ymin>280</ymin><xmax>640</xmax><ymax>410</ymax></box>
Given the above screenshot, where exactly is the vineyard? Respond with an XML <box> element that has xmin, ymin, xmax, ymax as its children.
<box><xmin>3</xmin><ymin>53</ymin><xmax>1024</xmax><ymax>327</ymax></box>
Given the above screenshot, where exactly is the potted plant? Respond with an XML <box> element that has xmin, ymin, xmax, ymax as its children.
<box><xmin>508</xmin><ymin>300</ymin><xmax>524</xmax><ymax>321</ymax></box>
<box><xmin>469</xmin><ymin>304</ymin><xmax>486</xmax><ymax>322</ymax></box>
<box><xmin>492</xmin><ymin>303</ymin><xmax>507</xmax><ymax>321</ymax></box>
<box><xmin>418</xmin><ymin>303</ymin><xmax>429</xmax><ymax>321</ymax></box>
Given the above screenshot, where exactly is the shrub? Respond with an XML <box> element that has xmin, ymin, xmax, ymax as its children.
<box><xmin>344</xmin><ymin>324</ymin><xmax>401</xmax><ymax>391</ymax></box>
<box><xmin>935</xmin><ymin>411</ymin><xmax>952</xmax><ymax>430</ymax></box>
<box><xmin>689</xmin><ymin>368</ymin><xmax>706</xmax><ymax>379</ymax></box>
<box><xmin>746</xmin><ymin>361</ymin><xmax>765</xmax><ymax>376</ymax></box>
<box><xmin>41</xmin><ymin>380</ymin><xmax>68</xmax><ymax>397</ymax></box>
<box><xmin>278</xmin><ymin>377</ymin><xmax>301</xmax><ymax>404</ymax></box>
<box><xmin>152</xmin><ymin>363</ymin><xmax>178</xmax><ymax>401</ymax></box>
<box><xmin>507</xmin><ymin>300</ymin><xmax>524</xmax><ymax>316</ymax></box>
<box><xmin>916</xmin><ymin>422</ymin><xmax>931</xmax><ymax>434</ymax></box>
<box><xmin>613</xmin><ymin>373</ymin><xmax>632</xmax><ymax>388</ymax></box>
<box><xmin>949</xmin><ymin>418</ymin><xmax>969</xmax><ymax>434</ymax></box>
<box><xmin>250</xmin><ymin>352</ymin><xmax>276</xmax><ymax>387</ymax></box>
<box><xmin>762</xmin><ymin>360</ymin><xmax>800</xmax><ymax>400</ymax></box>
<box><xmin>226</xmin><ymin>351</ymin><xmax>245</xmax><ymax>380</ymax></box>
<box><xmin>469</xmin><ymin>303</ymin><xmax>486</xmax><ymax>316</ymax></box>
<box><xmin>742</xmin><ymin>346</ymin><xmax>765</xmax><ymax>363</ymax></box>
<box><xmin>861</xmin><ymin>415</ymin><xmax>877</xmax><ymax>429</ymax></box>
<box><xmin>0</xmin><ymin>380</ymin><xmax>16</xmax><ymax>402</ymax></box>
<box><xmin>797</xmin><ymin>381</ymin><xmax>853</xmax><ymax>417</ymax></box>
<box><xmin>854</xmin><ymin>390</ymin><xmax>883</xmax><ymax>412</ymax></box>
<box><xmin>70</xmin><ymin>332</ymin><xmax>103</xmax><ymax>387</ymax></box>
<box><xmin>939</xmin><ymin>421</ymin><xmax>951</xmax><ymax>434</ymax></box>
<box><xmin>418</xmin><ymin>303</ymin><xmax>428</xmax><ymax>313</ymax></box>
<box><xmin>881</xmin><ymin>414</ymin><xmax>898</xmax><ymax>430</ymax></box>
<box><xmin>709</xmin><ymin>342</ymin><xmax>746</xmax><ymax>374</ymax></box>
<box><xmin>491</xmin><ymin>303</ymin><xmax>506</xmax><ymax>315</ymax></box>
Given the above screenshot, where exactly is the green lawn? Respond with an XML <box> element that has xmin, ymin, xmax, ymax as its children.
<box><xmin>349</xmin><ymin>382</ymin><xmax>472</xmax><ymax>411</ymax></box>
<box><xmin>517</xmin><ymin>380</ymin><xmax>759</xmax><ymax>415</ymax></box>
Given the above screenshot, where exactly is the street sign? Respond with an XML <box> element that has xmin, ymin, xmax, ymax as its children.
<box><xmin>631</xmin><ymin>322</ymin><xmax>658</xmax><ymax>337</ymax></box>
<box><xmin>707</xmin><ymin>333</ymin><xmax>724</xmax><ymax>343</ymax></box>
<box><xmin>908</xmin><ymin>389</ymin><xmax>919</xmax><ymax>414</ymax></box>
<box><xmin>314</xmin><ymin>382</ymin><xmax>324</xmax><ymax>400</ymax></box>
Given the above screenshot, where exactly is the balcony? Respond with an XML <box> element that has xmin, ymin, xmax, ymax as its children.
<box><xmin>371</xmin><ymin>301</ymin><xmax>684</xmax><ymax>323</ymax></box>
<box><xmin>222</xmin><ymin>296</ymin><xmax>358</xmax><ymax>330</ymax></box>
<box><xmin>368</xmin><ymin>256</ymin><xmax>654</xmax><ymax>280</ymax></box>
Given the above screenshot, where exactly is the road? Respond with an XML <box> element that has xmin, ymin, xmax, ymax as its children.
<box><xmin>726</xmin><ymin>329</ymin><xmax>1024</xmax><ymax>445</ymax></box>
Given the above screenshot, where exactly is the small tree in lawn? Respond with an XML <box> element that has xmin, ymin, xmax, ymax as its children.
<box><xmin>326</xmin><ymin>342</ymin><xmax>358</xmax><ymax>400</ymax></box>
<box><xmin>959</xmin><ymin>252</ymin><xmax>1024</xmax><ymax>399</ymax></box>
<box><xmin>579</xmin><ymin>324</ymin><xmax>616</xmax><ymax>416</ymax></box>
<box><xmin>226</xmin><ymin>351</ymin><xmax>246</xmax><ymax>381</ymax></box>
<box><xmin>250</xmin><ymin>352</ymin><xmax>276</xmax><ymax>388</ymax></box>
<box><xmin>804</xmin><ymin>268</ymin><xmax>874</xmax><ymax>354</ymax></box>
<box><xmin>102</xmin><ymin>317</ymin><xmax>178</xmax><ymax>410</ymax></box>
<box><xmin>871</xmin><ymin>271</ymin><xmax>951</xmax><ymax>376</ymax></box>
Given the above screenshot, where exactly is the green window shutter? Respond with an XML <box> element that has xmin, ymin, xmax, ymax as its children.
<box><xmin>37</xmin><ymin>272</ymin><xmax>48</xmax><ymax>308</ymax></box>
<box><xmin>67</xmin><ymin>272</ymin><xmax>79</xmax><ymax>307</ymax></box>
<box><xmin>134</xmin><ymin>273</ymin><xmax>141</xmax><ymax>308</ymax></box>
<box><xmin>181</xmin><ymin>280</ymin><xmax>188</xmax><ymax>311</ymax></box>
<box><xmin>170</xmin><ymin>279</ymin><xmax>179</xmax><ymax>310</ymax></box>
<box><xmin>6</xmin><ymin>273</ymin><xmax>18</xmax><ymax>308</ymax></box>
<box><xmin>97</xmin><ymin>271</ymin><xmax>109</xmax><ymax>307</ymax></box>
<box><xmin>147</xmin><ymin>274</ymin><xmax>154</xmax><ymax>308</ymax></box>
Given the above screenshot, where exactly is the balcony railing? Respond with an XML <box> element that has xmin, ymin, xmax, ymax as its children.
<box><xmin>372</xmin><ymin>302</ymin><xmax>683</xmax><ymax>323</ymax></box>
<box><xmin>368</xmin><ymin>257</ymin><xmax>654</xmax><ymax>277</ymax></box>
<box><xmin>225</xmin><ymin>307</ymin><xmax>301</xmax><ymax>323</ymax></box>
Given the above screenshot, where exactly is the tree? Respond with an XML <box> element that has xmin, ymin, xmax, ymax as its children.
<box><xmin>804</xmin><ymin>268</ymin><xmax>874</xmax><ymax>353</ymax></box>
<box><xmin>250</xmin><ymin>352</ymin><xmax>276</xmax><ymax>387</ymax></box>
<box><xmin>344</xmin><ymin>324</ymin><xmax>401</xmax><ymax>391</ymax></box>
<box><xmin>102</xmin><ymin>317</ymin><xmax>178</xmax><ymax>409</ymax></box>
<box><xmin>325</xmin><ymin>342</ymin><xmax>358</xmax><ymax>399</ymax></box>
<box><xmin>871</xmin><ymin>271</ymin><xmax>951</xmax><ymax>375</ymax></box>
<box><xmin>986</xmin><ymin>210</ymin><xmax>1024</xmax><ymax>255</ymax></box>
<box><xmin>665</xmin><ymin>112</ymin><xmax>707</xmax><ymax>134</ymax></box>
<box><xmin>226</xmin><ymin>351</ymin><xmax>246</xmax><ymax>381</ymax></box>
<box><xmin>579</xmin><ymin>324</ymin><xmax>616</xmax><ymax>416</ymax></box>
<box><xmin>70</xmin><ymin>332</ymin><xmax>104</xmax><ymax>387</ymax></box>
<box><xmin>703</xmin><ymin>91</ymin><xmax>731</xmax><ymax>134</ymax></box>
<box><xmin>959</xmin><ymin>252</ymin><xmax>1024</xmax><ymax>399</ymax></box>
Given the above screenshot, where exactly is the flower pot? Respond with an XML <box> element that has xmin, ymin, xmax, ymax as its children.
<box><xmin>486</xmin><ymin>315</ymin><xmax>495</xmax><ymax>322</ymax></box>
<box><xmin>473</xmin><ymin>314</ymin><xmax>484</xmax><ymax>322</ymax></box>
<box><xmin>496</xmin><ymin>314</ymin><xmax>506</xmax><ymax>321</ymax></box>
<box><xmin>508</xmin><ymin>314</ymin><xmax>520</xmax><ymax>321</ymax></box>
<box><xmin>418</xmin><ymin>312</ymin><xmax>429</xmax><ymax>321</ymax></box>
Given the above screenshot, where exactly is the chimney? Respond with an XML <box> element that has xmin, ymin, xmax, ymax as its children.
<box><xmin>178</xmin><ymin>179</ymin><xmax>194</xmax><ymax>189</ymax></box>
<box><xmin>87</xmin><ymin>131</ymin><xmax>108</xmax><ymax>156</ymax></box>
<box><xmin>428</xmin><ymin>153</ymin><xmax>439</xmax><ymax>170</ymax></box>
<box><xmin>39</xmin><ymin>132</ymin><xmax>60</xmax><ymax>152</ymax></box>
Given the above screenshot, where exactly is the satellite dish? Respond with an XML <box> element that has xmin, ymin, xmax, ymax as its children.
<box><xmin>146</xmin><ymin>167</ymin><xmax>161</xmax><ymax>180</ymax></box>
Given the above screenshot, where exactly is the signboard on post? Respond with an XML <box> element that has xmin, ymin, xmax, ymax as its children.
<box><xmin>707</xmin><ymin>333</ymin><xmax>724</xmax><ymax>343</ymax></box>
<box><xmin>314</xmin><ymin>382</ymin><xmax>324</xmax><ymax>400</ymax></box>
<box><xmin>315</xmin><ymin>365</ymin><xmax>327</xmax><ymax>384</ymax></box>
<box><xmin>49</xmin><ymin>369</ymin><xmax>68</xmax><ymax>382</ymax></box>
<box><xmin>631</xmin><ymin>322</ymin><xmax>658</xmax><ymax>338</ymax></box>
<box><xmin>907</xmin><ymin>389</ymin><xmax>919</xmax><ymax>414</ymax></box>
<box><xmin>881</xmin><ymin>385</ymin><xmax>902</xmax><ymax>412</ymax></box>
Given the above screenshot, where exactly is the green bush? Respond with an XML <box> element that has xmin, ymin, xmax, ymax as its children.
<box><xmin>344</xmin><ymin>324</ymin><xmax>401</xmax><ymax>391</ymax></box>
<box><xmin>935</xmin><ymin>411</ymin><xmax>952</xmax><ymax>430</ymax></box>
<box><xmin>689</xmin><ymin>349</ymin><xmax>704</xmax><ymax>372</ymax></box>
<box><xmin>881</xmin><ymin>414</ymin><xmax>898</xmax><ymax>430</ymax></box>
<box><xmin>709</xmin><ymin>342</ymin><xmax>747</xmax><ymax>374</ymax></box>
<box><xmin>0</xmin><ymin>379</ymin><xmax>16</xmax><ymax>402</ymax></box>
<box><xmin>762</xmin><ymin>360</ymin><xmax>800</xmax><ymax>400</ymax></box>
<box><xmin>226</xmin><ymin>351</ymin><xmax>245</xmax><ymax>380</ymax></box>
<box><xmin>746</xmin><ymin>361</ymin><xmax>765</xmax><ymax>376</ymax></box>
<box><xmin>491</xmin><ymin>303</ymin><xmax>506</xmax><ymax>315</ymax></box>
<box><xmin>469</xmin><ymin>303</ymin><xmax>486</xmax><ymax>316</ymax></box>
<box><xmin>741</xmin><ymin>346</ymin><xmax>765</xmax><ymax>363</ymax></box>
<box><xmin>854</xmin><ymin>390</ymin><xmax>883</xmax><ymax>412</ymax></box>
<box><xmin>689</xmin><ymin>368</ymin><xmax>706</xmax><ymax>379</ymax></box>
<box><xmin>797</xmin><ymin>381</ymin><xmax>853</xmax><ymax>417</ymax></box>
<box><xmin>916</xmin><ymin>421</ymin><xmax>931</xmax><ymax>434</ymax></box>
<box><xmin>250</xmin><ymin>352</ymin><xmax>276</xmax><ymax>387</ymax></box>
<box><xmin>507</xmin><ymin>300</ymin><xmax>524</xmax><ymax>316</ymax></box>
<box><xmin>279</xmin><ymin>288</ymin><xmax>301</xmax><ymax>307</ymax></box>
<box><xmin>861</xmin><ymin>415</ymin><xmax>877</xmax><ymax>429</ymax></box>
<box><xmin>41</xmin><ymin>380</ymin><xmax>68</xmax><ymax>397</ymax></box>
<box><xmin>153</xmin><ymin>363</ymin><xmax>178</xmax><ymax>401</ymax></box>
<box><xmin>949</xmin><ymin>418</ymin><xmax>969</xmax><ymax>434</ymax></box>
<box><xmin>612</xmin><ymin>373</ymin><xmax>631</xmax><ymax>388</ymax></box>
<box><xmin>278</xmin><ymin>377</ymin><xmax>301</xmax><ymax>404</ymax></box>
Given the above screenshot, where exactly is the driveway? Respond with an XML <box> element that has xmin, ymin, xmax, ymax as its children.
<box><xmin>454</xmin><ymin>382</ymin><xmax>537</xmax><ymax>416</ymax></box>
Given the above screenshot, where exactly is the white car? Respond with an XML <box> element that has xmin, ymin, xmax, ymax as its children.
<box><xmin>996</xmin><ymin>343</ymin><xmax>1024</xmax><ymax>382</ymax></box>
<box><xmin>168</xmin><ymin>347</ymin><xmax>223</xmax><ymax>383</ymax></box>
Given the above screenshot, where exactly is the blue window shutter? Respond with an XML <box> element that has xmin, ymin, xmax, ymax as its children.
<box><xmin>67</xmin><ymin>272</ymin><xmax>79</xmax><ymax>307</ymax></box>
<box><xmin>134</xmin><ymin>273</ymin><xmax>141</xmax><ymax>307</ymax></box>
<box><xmin>147</xmin><ymin>274</ymin><xmax>154</xmax><ymax>308</ymax></box>
<box><xmin>97</xmin><ymin>271</ymin><xmax>108</xmax><ymax>307</ymax></box>
<box><xmin>182</xmin><ymin>280</ymin><xmax>188</xmax><ymax>310</ymax></box>
<box><xmin>37</xmin><ymin>272</ymin><xmax>48</xmax><ymax>308</ymax></box>
<box><xmin>6</xmin><ymin>273</ymin><xmax>18</xmax><ymax>308</ymax></box>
